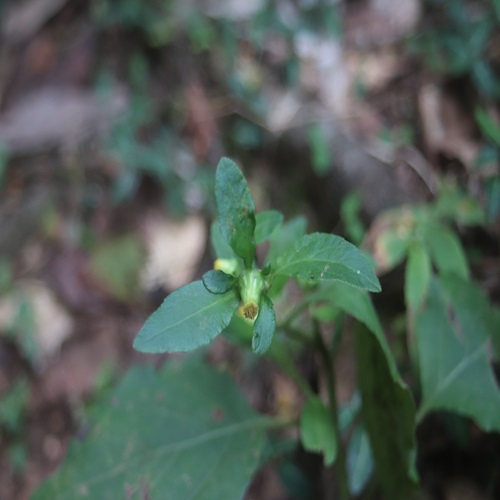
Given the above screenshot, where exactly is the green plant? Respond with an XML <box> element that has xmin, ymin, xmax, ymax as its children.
<box><xmin>411</xmin><ymin>0</ymin><xmax>500</xmax><ymax>99</ymax></box>
<box><xmin>370</xmin><ymin>184</ymin><xmax>500</xmax><ymax>427</ymax></box>
<box><xmin>33</xmin><ymin>159</ymin><xmax>500</xmax><ymax>499</ymax></box>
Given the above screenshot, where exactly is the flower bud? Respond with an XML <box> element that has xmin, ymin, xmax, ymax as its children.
<box><xmin>214</xmin><ymin>258</ymin><xmax>241</xmax><ymax>277</ymax></box>
<box><xmin>238</xmin><ymin>269</ymin><xmax>264</xmax><ymax>322</ymax></box>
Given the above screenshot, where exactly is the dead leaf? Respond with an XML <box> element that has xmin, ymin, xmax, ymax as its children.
<box><xmin>141</xmin><ymin>214</ymin><xmax>206</xmax><ymax>292</ymax></box>
<box><xmin>0</xmin><ymin>281</ymin><xmax>73</xmax><ymax>365</ymax></box>
<box><xmin>419</xmin><ymin>84</ymin><xmax>480</xmax><ymax>169</ymax></box>
<box><xmin>0</xmin><ymin>87</ymin><xmax>127</xmax><ymax>155</ymax></box>
<box><xmin>185</xmin><ymin>81</ymin><xmax>219</xmax><ymax>160</ymax></box>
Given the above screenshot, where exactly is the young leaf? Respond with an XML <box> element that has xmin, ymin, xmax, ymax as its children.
<box><xmin>272</xmin><ymin>233</ymin><xmax>381</xmax><ymax>292</ymax></box>
<box><xmin>202</xmin><ymin>270</ymin><xmax>236</xmax><ymax>294</ymax></box>
<box><xmin>405</xmin><ymin>242</ymin><xmax>431</xmax><ymax>311</ymax></box>
<box><xmin>355</xmin><ymin>326</ymin><xmax>417</xmax><ymax>499</ymax></box>
<box><xmin>255</xmin><ymin>210</ymin><xmax>284</xmax><ymax>244</ymax></box>
<box><xmin>215</xmin><ymin>158</ymin><xmax>256</xmax><ymax>268</ymax></box>
<box><xmin>210</xmin><ymin>220</ymin><xmax>237</xmax><ymax>260</ymax></box>
<box><xmin>424</xmin><ymin>224</ymin><xmax>469</xmax><ymax>280</ymax></box>
<box><xmin>134</xmin><ymin>281</ymin><xmax>239</xmax><ymax>353</ymax></box>
<box><xmin>252</xmin><ymin>293</ymin><xmax>275</xmax><ymax>354</ymax></box>
<box><xmin>32</xmin><ymin>361</ymin><xmax>271</xmax><ymax>500</ymax></box>
<box><xmin>415</xmin><ymin>278</ymin><xmax>500</xmax><ymax>431</ymax></box>
<box><xmin>300</xmin><ymin>397</ymin><xmax>337</xmax><ymax>466</ymax></box>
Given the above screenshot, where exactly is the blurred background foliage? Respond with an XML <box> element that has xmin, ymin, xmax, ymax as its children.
<box><xmin>0</xmin><ymin>0</ymin><xmax>499</xmax><ymax>498</ymax></box>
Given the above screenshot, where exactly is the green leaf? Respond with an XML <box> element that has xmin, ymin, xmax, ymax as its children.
<box><xmin>424</xmin><ymin>224</ymin><xmax>469</xmax><ymax>280</ymax></box>
<box><xmin>300</xmin><ymin>397</ymin><xmax>337</xmax><ymax>466</ymax></box>
<box><xmin>266</xmin><ymin>216</ymin><xmax>307</xmax><ymax>265</ymax></box>
<box><xmin>405</xmin><ymin>242</ymin><xmax>431</xmax><ymax>311</ymax></box>
<box><xmin>475</xmin><ymin>106</ymin><xmax>500</xmax><ymax>145</ymax></box>
<box><xmin>347</xmin><ymin>426</ymin><xmax>374</xmax><ymax>497</ymax></box>
<box><xmin>415</xmin><ymin>278</ymin><xmax>500</xmax><ymax>431</ymax></box>
<box><xmin>33</xmin><ymin>361</ymin><xmax>270</xmax><ymax>500</ymax></box>
<box><xmin>340</xmin><ymin>192</ymin><xmax>365</xmax><ymax>245</ymax></box>
<box><xmin>0</xmin><ymin>378</ymin><xmax>30</xmax><ymax>434</ymax></box>
<box><xmin>312</xmin><ymin>281</ymin><xmax>402</xmax><ymax>383</ymax></box>
<box><xmin>202</xmin><ymin>270</ymin><xmax>236</xmax><ymax>294</ymax></box>
<box><xmin>134</xmin><ymin>281</ymin><xmax>239</xmax><ymax>353</ymax></box>
<box><xmin>272</xmin><ymin>233</ymin><xmax>381</xmax><ymax>292</ymax></box>
<box><xmin>252</xmin><ymin>293</ymin><xmax>275</xmax><ymax>354</ymax></box>
<box><xmin>255</xmin><ymin>210</ymin><xmax>284</xmax><ymax>244</ymax></box>
<box><xmin>355</xmin><ymin>326</ymin><xmax>417</xmax><ymax>499</ymax></box>
<box><xmin>215</xmin><ymin>158</ymin><xmax>256</xmax><ymax>268</ymax></box>
<box><xmin>210</xmin><ymin>220</ymin><xmax>237</xmax><ymax>260</ymax></box>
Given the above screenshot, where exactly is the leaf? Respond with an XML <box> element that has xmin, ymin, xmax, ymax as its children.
<box><xmin>252</xmin><ymin>293</ymin><xmax>275</xmax><ymax>354</ymax></box>
<box><xmin>325</xmin><ymin>283</ymin><xmax>416</xmax><ymax>496</ymax></box>
<box><xmin>32</xmin><ymin>361</ymin><xmax>270</xmax><ymax>500</ymax></box>
<box><xmin>405</xmin><ymin>242</ymin><xmax>431</xmax><ymax>311</ymax></box>
<box><xmin>215</xmin><ymin>158</ymin><xmax>256</xmax><ymax>268</ymax></box>
<box><xmin>134</xmin><ymin>281</ymin><xmax>239</xmax><ymax>353</ymax></box>
<box><xmin>202</xmin><ymin>270</ymin><xmax>236</xmax><ymax>294</ymax></box>
<box><xmin>424</xmin><ymin>224</ymin><xmax>469</xmax><ymax>280</ymax></box>
<box><xmin>347</xmin><ymin>426</ymin><xmax>374</xmax><ymax>497</ymax></box>
<box><xmin>308</xmin><ymin>281</ymin><xmax>403</xmax><ymax>378</ymax></box>
<box><xmin>415</xmin><ymin>278</ymin><xmax>500</xmax><ymax>431</ymax></box>
<box><xmin>272</xmin><ymin>233</ymin><xmax>381</xmax><ymax>292</ymax></box>
<box><xmin>355</xmin><ymin>326</ymin><xmax>417</xmax><ymax>500</ymax></box>
<box><xmin>254</xmin><ymin>210</ymin><xmax>284</xmax><ymax>244</ymax></box>
<box><xmin>210</xmin><ymin>220</ymin><xmax>237</xmax><ymax>260</ymax></box>
<box><xmin>266</xmin><ymin>216</ymin><xmax>307</xmax><ymax>265</ymax></box>
<box><xmin>300</xmin><ymin>397</ymin><xmax>337</xmax><ymax>466</ymax></box>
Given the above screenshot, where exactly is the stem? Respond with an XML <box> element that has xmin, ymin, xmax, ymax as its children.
<box><xmin>313</xmin><ymin>320</ymin><xmax>351</xmax><ymax>500</ymax></box>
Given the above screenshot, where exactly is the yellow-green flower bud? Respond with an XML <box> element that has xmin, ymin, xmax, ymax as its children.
<box><xmin>238</xmin><ymin>269</ymin><xmax>264</xmax><ymax>322</ymax></box>
<box><xmin>214</xmin><ymin>258</ymin><xmax>241</xmax><ymax>277</ymax></box>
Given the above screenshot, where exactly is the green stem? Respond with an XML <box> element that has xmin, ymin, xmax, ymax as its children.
<box><xmin>313</xmin><ymin>321</ymin><xmax>351</xmax><ymax>500</ymax></box>
<box><xmin>271</xmin><ymin>344</ymin><xmax>315</xmax><ymax>400</ymax></box>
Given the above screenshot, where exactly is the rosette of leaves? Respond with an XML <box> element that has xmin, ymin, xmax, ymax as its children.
<box><xmin>134</xmin><ymin>157</ymin><xmax>381</xmax><ymax>355</ymax></box>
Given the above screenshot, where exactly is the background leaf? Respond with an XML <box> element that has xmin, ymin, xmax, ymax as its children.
<box><xmin>272</xmin><ymin>233</ymin><xmax>381</xmax><ymax>292</ymax></box>
<box><xmin>424</xmin><ymin>224</ymin><xmax>469</xmax><ymax>280</ymax></box>
<box><xmin>33</xmin><ymin>361</ymin><xmax>270</xmax><ymax>500</ymax></box>
<box><xmin>215</xmin><ymin>158</ymin><xmax>256</xmax><ymax>268</ymax></box>
<box><xmin>405</xmin><ymin>242</ymin><xmax>431</xmax><ymax>311</ymax></box>
<box><xmin>415</xmin><ymin>277</ymin><xmax>500</xmax><ymax>431</ymax></box>
<box><xmin>89</xmin><ymin>235</ymin><xmax>144</xmax><ymax>302</ymax></box>
<box><xmin>134</xmin><ymin>281</ymin><xmax>239</xmax><ymax>353</ymax></box>
<box><xmin>300</xmin><ymin>396</ymin><xmax>337</xmax><ymax>466</ymax></box>
<box><xmin>254</xmin><ymin>210</ymin><xmax>284</xmax><ymax>244</ymax></box>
